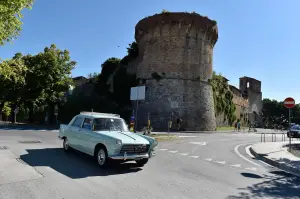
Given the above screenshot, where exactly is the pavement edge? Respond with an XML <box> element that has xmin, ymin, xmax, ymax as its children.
<box><xmin>249</xmin><ymin>146</ymin><xmax>300</xmax><ymax>177</ymax></box>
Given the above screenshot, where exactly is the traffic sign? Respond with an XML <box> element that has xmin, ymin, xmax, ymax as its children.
<box><xmin>14</xmin><ymin>107</ymin><xmax>19</xmax><ymax>114</ymax></box>
<box><xmin>284</xmin><ymin>97</ymin><xmax>295</xmax><ymax>109</ymax></box>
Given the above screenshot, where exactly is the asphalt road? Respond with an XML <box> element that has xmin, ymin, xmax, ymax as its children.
<box><xmin>0</xmin><ymin>127</ymin><xmax>299</xmax><ymax>199</ymax></box>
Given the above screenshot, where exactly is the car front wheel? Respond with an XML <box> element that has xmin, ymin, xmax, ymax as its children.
<box><xmin>63</xmin><ymin>138</ymin><xmax>69</xmax><ymax>152</ymax></box>
<box><xmin>95</xmin><ymin>147</ymin><xmax>108</xmax><ymax>168</ymax></box>
<box><xmin>135</xmin><ymin>158</ymin><xmax>148</xmax><ymax>167</ymax></box>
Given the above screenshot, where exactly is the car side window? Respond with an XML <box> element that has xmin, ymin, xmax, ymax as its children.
<box><xmin>72</xmin><ymin>117</ymin><xmax>84</xmax><ymax>128</ymax></box>
<box><xmin>82</xmin><ymin>118</ymin><xmax>92</xmax><ymax>130</ymax></box>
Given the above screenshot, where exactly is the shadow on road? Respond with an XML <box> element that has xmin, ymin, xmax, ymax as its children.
<box><xmin>228</xmin><ymin>170</ymin><xmax>300</xmax><ymax>198</ymax></box>
<box><xmin>0</xmin><ymin>123</ymin><xmax>58</xmax><ymax>131</ymax></box>
<box><xmin>240</xmin><ymin>172</ymin><xmax>263</xmax><ymax>179</ymax></box>
<box><xmin>20</xmin><ymin>148</ymin><xmax>142</xmax><ymax>179</ymax></box>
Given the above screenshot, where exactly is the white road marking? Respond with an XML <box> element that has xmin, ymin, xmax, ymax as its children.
<box><xmin>189</xmin><ymin>141</ymin><xmax>207</xmax><ymax>146</ymax></box>
<box><xmin>205</xmin><ymin>158</ymin><xmax>213</xmax><ymax>162</ymax></box>
<box><xmin>178</xmin><ymin>136</ymin><xmax>197</xmax><ymax>138</ymax></box>
<box><xmin>231</xmin><ymin>164</ymin><xmax>241</xmax><ymax>168</ymax></box>
<box><xmin>169</xmin><ymin>151</ymin><xmax>178</xmax><ymax>153</ymax></box>
<box><xmin>245</xmin><ymin>167</ymin><xmax>257</xmax><ymax>171</ymax></box>
<box><xmin>159</xmin><ymin>149</ymin><xmax>168</xmax><ymax>151</ymax></box>
<box><xmin>215</xmin><ymin>161</ymin><xmax>226</xmax><ymax>164</ymax></box>
<box><xmin>245</xmin><ymin>145</ymin><xmax>255</xmax><ymax>158</ymax></box>
<box><xmin>234</xmin><ymin>144</ymin><xmax>261</xmax><ymax>167</ymax></box>
<box><xmin>189</xmin><ymin>156</ymin><xmax>199</xmax><ymax>159</ymax></box>
<box><xmin>179</xmin><ymin>153</ymin><xmax>188</xmax><ymax>156</ymax></box>
<box><xmin>39</xmin><ymin>130</ymin><xmax>46</xmax><ymax>131</ymax></box>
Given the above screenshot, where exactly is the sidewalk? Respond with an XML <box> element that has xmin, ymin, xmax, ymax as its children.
<box><xmin>250</xmin><ymin>141</ymin><xmax>300</xmax><ymax>177</ymax></box>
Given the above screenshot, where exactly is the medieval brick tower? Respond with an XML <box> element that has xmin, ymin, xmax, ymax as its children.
<box><xmin>239</xmin><ymin>76</ymin><xmax>263</xmax><ymax>126</ymax></box>
<box><xmin>133</xmin><ymin>12</ymin><xmax>218</xmax><ymax>131</ymax></box>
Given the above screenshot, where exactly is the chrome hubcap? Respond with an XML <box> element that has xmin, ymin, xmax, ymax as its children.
<box><xmin>97</xmin><ymin>149</ymin><xmax>106</xmax><ymax>165</ymax></box>
<box><xmin>64</xmin><ymin>139</ymin><xmax>69</xmax><ymax>150</ymax></box>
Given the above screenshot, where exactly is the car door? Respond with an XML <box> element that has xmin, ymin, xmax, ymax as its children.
<box><xmin>80</xmin><ymin>118</ymin><xmax>95</xmax><ymax>155</ymax></box>
<box><xmin>69</xmin><ymin>116</ymin><xmax>84</xmax><ymax>151</ymax></box>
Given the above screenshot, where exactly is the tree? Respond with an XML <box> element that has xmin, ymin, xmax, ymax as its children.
<box><xmin>262</xmin><ymin>98</ymin><xmax>300</xmax><ymax>128</ymax></box>
<box><xmin>0</xmin><ymin>56</ymin><xmax>27</xmax><ymax>109</ymax></box>
<box><xmin>94</xmin><ymin>57</ymin><xmax>120</xmax><ymax>97</ymax></box>
<box><xmin>20</xmin><ymin>44</ymin><xmax>76</xmax><ymax>123</ymax></box>
<box><xmin>0</xmin><ymin>0</ymin><xmax>34</xmax><ymax>45</ymax></box>
<box><xmin>100</xmin><ymin>57</ymin><xmax>120</xmax><ymax>83</ymax></box>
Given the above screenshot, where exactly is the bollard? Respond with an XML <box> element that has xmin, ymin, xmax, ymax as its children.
<box><xmin>282</xmin><ymin>133</ymin><xmax>286</xmax><ymax>142</ymax></box>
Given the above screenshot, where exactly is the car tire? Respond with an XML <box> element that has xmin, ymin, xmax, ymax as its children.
<box><xmin>95</xmin><ymin>146</ymin><xmax>109</xmax><ymax>168</ymax></box>
<box><xmin>135</xmin><ymin>158</ymin><xmax>148</xmax><ymax>167</ymax></box>
<box><xmin>63</xmin><ymin>138</ymin><xmax>70</xmax><ymax>152</ymax></box>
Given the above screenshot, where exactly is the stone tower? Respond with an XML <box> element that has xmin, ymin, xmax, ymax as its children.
<box><xmin>239</xmin><ymin>76</ymin><xmax>263</xmax><ymax>126</ymax></box>
<box><xmin>134</xmin><ymin>12</ymin><xmax>218</xmax><ymax>131</ymax></box>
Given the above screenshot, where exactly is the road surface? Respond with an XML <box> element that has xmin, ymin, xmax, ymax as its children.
<box><xmin>0</xmin><ymin>127</ymin><xmax>299</xmax><ymax>199</ymax></box>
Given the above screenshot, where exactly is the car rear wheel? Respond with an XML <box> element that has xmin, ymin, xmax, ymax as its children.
<box><xmin>95</xmin><ymin>147</ymin><xmax>108</xmax><ymax>168</ymax></box>
<box><xmin>63</xmin><ymin>138</ymin><xmax>69</xmax><ymax>152</ymax></box>
<box><xmin>135</xmin><ymin>158</ymin><xmax>148</xmax><ymax>167</ymax></box>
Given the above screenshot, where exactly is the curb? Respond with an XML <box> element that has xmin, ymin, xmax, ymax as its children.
<box><xmin>250</xmin><ymin>146</ymin><xmax>300</xmax><ymax>177</ymax></box>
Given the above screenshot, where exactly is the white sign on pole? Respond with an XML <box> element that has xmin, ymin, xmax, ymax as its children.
<box><xmin>130</xmin><ymin>86</ymin><xmax>146</xmax><ymax>100</ymax></box>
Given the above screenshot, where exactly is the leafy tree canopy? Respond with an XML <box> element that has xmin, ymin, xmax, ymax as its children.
<box><xmin>0</xmin><ymin>0</ymin><xmax>34</xmax><ymax>45</ymax></box>
<box><xmin>262</xmin><ymin>98</ymin><xmax>300</xmax><ymax>127</ymax></box>
<box><xmin>20</xmin><ymin>44</ymin><xmax>76</xmax><ymax>106</ymax></box>
<box><xmin>100</xmin><ymin>57</ymin><xmax>120</xmax><ymax>83</ymax></box>
<box><xmin>0</xmin><ymin>56</ymin><xmax>27</xmax><ymax>105</ymax></box>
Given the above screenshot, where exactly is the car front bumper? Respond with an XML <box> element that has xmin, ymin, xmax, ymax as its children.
<box><xmin>110</xmin><ymin>153</ymin><xmax>149</xmax><ymax>161</ymax></box>
<box><xmin>110</xmin><ymin>148</ymin><xmax>156</xmax><ymax>161</ymax></box>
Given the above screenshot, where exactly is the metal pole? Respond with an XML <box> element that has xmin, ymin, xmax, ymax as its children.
<box><xmin>135</xmin><ymin>85</ymin><xmax>139</xmax><ymax>133</ymax></box>
<box><xmin>289</xmin><ymin>108</ymin><xmax>291</xmax><ymax>152</ymax></box>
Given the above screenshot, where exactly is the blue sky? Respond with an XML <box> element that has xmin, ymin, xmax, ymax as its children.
<box><xmin>0</xmin><ymin>0</ymin><xmax>299</xmax><ymax>102</ymax></box>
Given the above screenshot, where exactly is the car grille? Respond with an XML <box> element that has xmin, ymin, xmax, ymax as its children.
<box><xmin>120</xmin><ymin>144</ymin><xmax>150</xmax><ymax>154</ymax></box>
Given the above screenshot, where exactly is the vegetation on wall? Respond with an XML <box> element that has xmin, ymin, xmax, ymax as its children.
<box><xmin>210</xmin><ymin>71</ymin><xmax>236</xmax><ymax>125</ymax></box>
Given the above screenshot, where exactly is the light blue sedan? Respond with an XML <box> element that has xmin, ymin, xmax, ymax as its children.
<box><xmin>58</xmin><ymin>112</ymin><xmax>158</xmax><ymax>167</ymax></box>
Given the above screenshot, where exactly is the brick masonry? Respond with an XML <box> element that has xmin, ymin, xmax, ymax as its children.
<box><xmin>133</xmin><ymin>12</ymin><xmax>218</xmax><ymax>131</ymax></box>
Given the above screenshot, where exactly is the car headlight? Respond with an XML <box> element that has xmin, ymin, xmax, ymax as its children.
<box><xmin>116</xmin><ymin>139</ymin><xmax>122</xmax><ymax>145</ymax></box>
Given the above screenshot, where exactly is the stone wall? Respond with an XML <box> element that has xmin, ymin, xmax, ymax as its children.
<box><xmin>215</xmin><ymin>85</ymin><xmax>249</xmax><ymax>126</ymax></box>
<box><xmin>134</xmin><ymin>12</ymin><xmax>218</xmax><ymax>131</ymax></box>
<box><xmin>136</xmin><ymin>79</ymin><xmax>215</xmax><ymax>130</ymax></box>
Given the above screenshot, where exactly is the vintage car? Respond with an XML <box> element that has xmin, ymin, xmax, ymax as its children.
<box><xmin>58</xmin><ymin>112</ymin><xmax>158</xmax><ymax>167</ymax></box>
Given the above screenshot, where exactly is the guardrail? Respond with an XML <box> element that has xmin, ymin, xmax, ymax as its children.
<box><xmin>261</xmin><ymin>132</ymin><xmax>300</xmax><ymax>142</ymax></box>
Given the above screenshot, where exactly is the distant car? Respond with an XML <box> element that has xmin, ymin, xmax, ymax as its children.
<box><xmin>287</xmin><ymin>124</ymin><xmax>300</xmax><ymax>138</ymax></box>
<box><xmin>58</xmin><ymin>112</ymin><xmax>158</xmax><ymax>168</ymax></box>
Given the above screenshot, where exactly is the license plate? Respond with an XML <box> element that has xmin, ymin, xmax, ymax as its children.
<box><xmin>135</xmin><ymin>157</ymin><xmax>143</xmax><ymax>160</ymax></box>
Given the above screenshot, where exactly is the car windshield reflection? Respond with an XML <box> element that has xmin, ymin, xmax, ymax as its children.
<box><xmin>291</xmin><ymin>125</ymin><xmax>300</xmax><ymax>130</ymax></box>
<box><xmin>93</xmin><ymin>118</ymin><xmax>128</xmax><ymax>132</ymax></box>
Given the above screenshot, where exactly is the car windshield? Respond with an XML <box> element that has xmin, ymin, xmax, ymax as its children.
<box><xmin>291</xmin><ymin>125</ymin><xmax>300</xmax><ymax>130</ymax></box>
<box><xmin>93</xmin><ymin>118</ymin><xmax>128</xmax><ymax>131</ymax></box>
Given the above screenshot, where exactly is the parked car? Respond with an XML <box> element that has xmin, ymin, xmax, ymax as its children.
<box><xmin>287</xmin><ymin>124</ymin><xmax>300</xmax><ymax>138</ymax></box>
<box><xmin>58</xmin><ymin>112</ymin><xmax>158</xmax><ymax>167</ymax></box>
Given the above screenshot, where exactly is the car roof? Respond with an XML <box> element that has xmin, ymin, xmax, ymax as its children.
<box><xmin>78</xmin><ymin>112</ymin><xmax>121</xmax><ymax>119</ymax></box>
